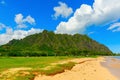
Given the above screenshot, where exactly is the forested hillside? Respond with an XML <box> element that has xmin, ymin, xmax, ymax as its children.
<box><xmin>0</xmin><ymin>30</ymin><xmax>113</xmax><ymax>56</ymax></box>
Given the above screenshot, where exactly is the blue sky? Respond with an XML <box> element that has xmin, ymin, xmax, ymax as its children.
<box><xmin>0</xmin><ymin>0</ymin><xmax>120</xmax><ymax>53</ymax></box>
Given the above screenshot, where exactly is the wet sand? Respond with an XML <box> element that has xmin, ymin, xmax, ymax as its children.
<box><xmin>34</xmin><ymin>57</ymin><xmax>117</xmax><ymax>80</ymax></box>
<box><xmin>101</xmin><ymin>57</ymin><xmax>120</xmax><ymax>80</ymax></box>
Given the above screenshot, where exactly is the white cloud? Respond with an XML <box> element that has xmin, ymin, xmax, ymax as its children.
<box><xmin>55</xmin><ymin>0</ymin><xmax>120</xmax><ymax>34</ymax></box>
<box><xmin>53</xmin><ymin>2</ymin><xmax>73</xmax><ymax>19</ymax></box>
<box><xmin>16</xmin><ymin>24</ymin><xmax>27</xmax><ymax>29</ymax></box>
<box><xmin>27</xmin><ymin>28</ymin><xmax>42</xmax><ymax>35</ymax></box>
<box><xmin>0</xmin><ymin>14</ymin><xmax>39</xmax><ymax>45</ymax></box>
<box><xmin>0</xmin><ymin>28</ymin><xmax>43</xmax><ymax>45</ymax></box>
<box><xmin>107</xmin><ymin>22</ymin><xmax>120</xmax><ymax>32</ymax></box>
<box><xmin>24</xmin><ymin>15</ymin><xmax>35</xmax><ymax>25</ymax></box>
<box><xmin>6</xmin><ymin>28</ymin><xmax>13</xmax><ymax>35</ymax></box>
<box><xmin>15</xmin><ymin>13</ymin><xmax>35</xmax><ymax>28</ymax></box>
<box><xmin>0</xmin><ymin>23</ymin><xmax>7</xmax><ymax>30</ymax></box>
<box><xmin>88</xmin><ymin>31</ymin><xmax>95</xmax><ymax>35</ymax></box>
<box><xmin>15</xmin><ymin>14</ymin><xmax>23</xmax><ymax>24</ymax></box>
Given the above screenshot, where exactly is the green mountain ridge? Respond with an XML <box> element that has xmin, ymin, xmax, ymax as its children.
<box><xmin>0</xmin><ymin>30</ymin><xmax>112</xmax><ymax>56</ymax></box>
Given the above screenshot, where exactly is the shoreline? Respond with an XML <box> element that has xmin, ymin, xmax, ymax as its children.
<box><xmin>34</xmin><ymin>57</ymin><xmax>117</xmax><ymax>80</ymax></box>
<box><xmin>101</xmin><ymin>57</ymin><xmax>120</xmax><ymax>80</ymax></box>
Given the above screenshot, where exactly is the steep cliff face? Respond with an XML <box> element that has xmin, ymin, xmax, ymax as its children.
<box><xmin>0</xmin><ymin>30</ymin><xmax>112</xmax><ymax>56</ymax></box>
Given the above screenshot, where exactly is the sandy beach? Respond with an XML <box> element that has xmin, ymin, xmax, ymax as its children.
<box><xmin>34</xmin><ymin>57</ymin><xmax>117</xmax><ymax>80</ymax></box>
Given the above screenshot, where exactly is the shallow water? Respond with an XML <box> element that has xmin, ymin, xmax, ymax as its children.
<box><xmin>113</xmin><ymin>56</ymin><xmax>120</xmax><ymax>59</ymax></box>
<box><xmin>101</xmin><ymin>56</ymin><xmax>120</xmax><ymax>80</ymax></box>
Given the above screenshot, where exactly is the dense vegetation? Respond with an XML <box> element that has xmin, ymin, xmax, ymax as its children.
<box><xmin>113</xmin><ymin>53</ymin><xmax>120</xmax><ymax>56</ymax></box>
<box><xmin>0</xmin><ymin>30</ymin><xmax>113</xmax><ymax>56</ymax></box>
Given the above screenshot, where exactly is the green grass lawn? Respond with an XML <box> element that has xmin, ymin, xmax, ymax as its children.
<box><xmin>0</xmin><ymin>56</ymin><xmax>74</xmax><ymax>71</ymax></box>
<box><xmin>0</xmin><ymin>56</ymin><xmax>75</xmax><ymax>80</ymax></box>
<box><xmin>0</xmin><ymin>56</ymin><xmax>97</xmax><ymax>80</ymax></box>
